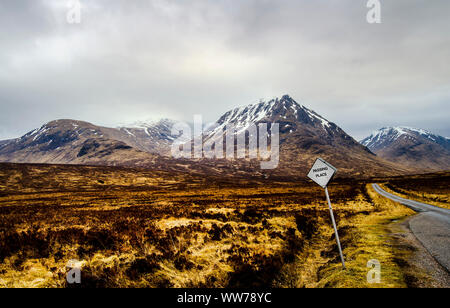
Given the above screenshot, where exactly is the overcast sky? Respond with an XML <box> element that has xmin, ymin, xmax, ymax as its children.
<box><xmin>0</xmin><ymin>0</ymin><xmax>449</xmax><ymax>140</ymax></box>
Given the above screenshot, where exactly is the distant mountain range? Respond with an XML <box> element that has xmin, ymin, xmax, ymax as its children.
<box><xmin>361</xmin><ymin>126</ymin><xmax>450</xmax><ymax>170</ymax></box>
<box><xmin>0</xmin><ymin>95</ymin><xmax>447</xmax><ymax>177</ymax></box>
<box><xmin>0</xmin><ymin>119</ymin><xmax>178</xmax><ymax>164</ymax></box>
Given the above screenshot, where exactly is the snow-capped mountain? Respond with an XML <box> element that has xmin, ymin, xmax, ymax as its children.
<box><xmin>205</xmin><ymin>95</ymin><xmax>352</xmax><ymax>143</ymax></box>
<box><xmin>116</xmin><ymin>118</ymin><xmax>179</xmax><ymax>154</ymax></box>
<box><xmin>208</xmin><ymin>95</ymin><xmax>335</xmax><ymax>134</ymax></box>
<box><xmin>0</xmin><ymin>120</ymin><xmax>139</xmax><ymax>164</ymax></box>
<box><xmin>202</xmin><ymin>95</ymin><xmax>407</xmax><ymax>176</ymax></box>
<box><xmin>361</xmin><ymin>127</ymin><xmax>450</xmax><ymax>152</ymax></box>
<box><xmin>118</xmin><ymin>118</ymin><xmax>175</xmax><ymax>130</ymax></box>
<box><xmin>360</xmin><ymin>127</ymin><xmax>450</xmax><ymax>170</ymax></box>
<box><xmin>0</xmin><ymin>118</ymin><xmax>179</xmax><ymax>164</ymax></box>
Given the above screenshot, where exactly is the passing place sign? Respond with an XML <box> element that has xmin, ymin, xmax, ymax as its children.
<box><xmin>307</xmin><ymin>158</ymin><xmax>337</xmax><ymax>188</ymax></box>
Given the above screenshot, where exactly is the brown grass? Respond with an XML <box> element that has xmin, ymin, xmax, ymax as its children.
<box><xmin>0</xmin><ymin>163</ymin><xmax>445</xmax><ymax>288</ymax></box>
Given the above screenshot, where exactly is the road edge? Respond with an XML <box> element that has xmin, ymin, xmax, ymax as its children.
<box><xmin>389</xmin><ymin>215</ymin><xmax>450</xmax><ymax>288</ymax></box>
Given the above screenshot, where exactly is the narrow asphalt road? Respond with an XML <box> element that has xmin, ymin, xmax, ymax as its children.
<box><xmin>372</xmin><ymin>184</ymin><xmax>450</xmax><ymax>273</ymax></box>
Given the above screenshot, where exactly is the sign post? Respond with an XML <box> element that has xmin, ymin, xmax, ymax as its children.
<box><xmin>307</xmin><ymin>158</ymin><xmax>346</xmax><ymax>269</ymax></box>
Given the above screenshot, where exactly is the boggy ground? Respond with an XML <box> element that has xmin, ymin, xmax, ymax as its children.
<box><xmin>0</xmin><ymin>163</ymin><xmax>447</xmax><ymax>288</ymax></box>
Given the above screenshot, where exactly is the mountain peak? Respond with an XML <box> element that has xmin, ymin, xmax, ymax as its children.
<box><xmin>361</xmin><ymin>126</ymin><xmax>446</xmax><ymax>150</ymax></box>
<box><xmin>213</xmin><ymin>95</ymin><xmax>340</xmax><ymax>133</ymax></box>
<box><xmin>205</xmin><ymin>95</ymin><xmax>350</xmax><ymax>149</ymax></box>
<box><xmin>259</xmin><ymin>94</ymin><xmax>300</xmax><ymax>109</ymax></box>
<box><xmin>118</xmin><ymin>118</ymin><xmax>176</xmax><ymax>129</ymax></box>
<box><xmin>360</xmin><ymin>126</ymin><xmax>450</xmax><ymax>169</ymax></box>
<box><xmin>281</xmin><ymin>94</ymin><xmax>293</xmax><ymax>100</ymax></box>
<box><xmin>215</xmin><ymin>95</ymin><xmax>300</xmax><ymax>128</ymax></box>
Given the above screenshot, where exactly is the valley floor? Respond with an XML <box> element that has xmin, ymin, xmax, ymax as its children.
<box><xmin>0</xmin><ymin>163</ymin><xmax>448</xmax><ymax>288</ymax></box>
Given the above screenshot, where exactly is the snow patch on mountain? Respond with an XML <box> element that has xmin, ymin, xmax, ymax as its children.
<box><xmin>118</xmin><ymin>118</ymin><xmax>175</xmax><ymax>130</ymax></box>
<box><xmin>303</xmin><ymin>107</ymin><xmax>331</xmax><ymax>129</ymax></box>
<box><xmin>206</xmin><ymin>95</ymin><xmax>334</xmax><ymax>139</ymax></box>
<box><xmin>123</xmin><ymin>128</ymin><xmax>136</xmax><ymax>137</ymax></box>
<box><xmin>32</xmin><ymin>126</ymin><xmax>49</xmax><ymax>141</ymax></box>
<box><xmin>361</xmin><ymin>126</ymin><xmax>446</xmax><ymax>150</ymax></box>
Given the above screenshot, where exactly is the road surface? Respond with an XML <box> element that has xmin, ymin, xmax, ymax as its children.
<box><xmin>372</xmin><ymin>184</ymin><xmax>450</xmax><ymax>272</ymax></box>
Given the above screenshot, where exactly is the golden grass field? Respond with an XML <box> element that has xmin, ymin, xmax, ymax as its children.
<box><xmin>0</xmin><ymin>163</ymin><xmax>447</xmax><ymax>288</ymax></box>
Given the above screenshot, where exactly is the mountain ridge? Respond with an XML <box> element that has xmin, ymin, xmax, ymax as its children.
<box><xmin>360</xmin><ymin>126</ymin><xmax>450</xmax><ymax>170</ymax></box>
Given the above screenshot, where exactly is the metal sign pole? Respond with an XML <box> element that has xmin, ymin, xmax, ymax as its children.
<box><xmin>325</xmin><ymin>186</ymin><xmax>346</xmax><ymax>269</ymax></box>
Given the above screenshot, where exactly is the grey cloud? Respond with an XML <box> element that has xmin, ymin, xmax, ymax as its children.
<box><xmin>0</xmin><ymin>0</ymin><xmax>449</xmax><ymax>140</ymax></box>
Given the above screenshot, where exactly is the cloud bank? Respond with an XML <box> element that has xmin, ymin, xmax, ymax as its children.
<box><xmin>0</xmin><ymin>0</ymin><xmax>449</xmax><ymax>140</ymax></box>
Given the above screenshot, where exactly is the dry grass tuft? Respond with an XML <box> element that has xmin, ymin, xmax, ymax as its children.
<box><xmin>0</xmin><ymin>163</ymin><xmax>446</xmax><ymax>288</ymax></box>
